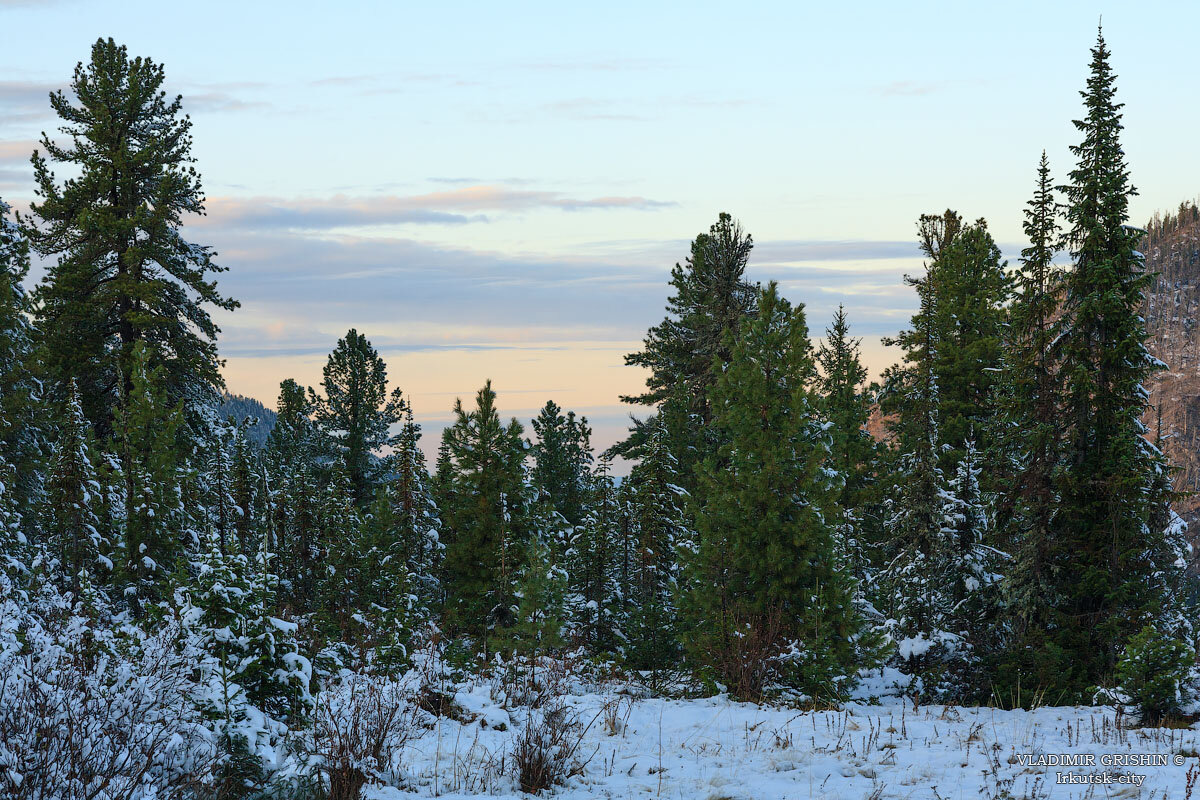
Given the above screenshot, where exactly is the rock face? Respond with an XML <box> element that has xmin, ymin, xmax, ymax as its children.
<box><xmin>1143</xmin><ymin>201</ymin><xmax>1200</xmax><ymax>529</ymax></box>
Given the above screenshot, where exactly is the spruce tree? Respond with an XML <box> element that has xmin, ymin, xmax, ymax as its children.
<box><xmin>685</xmin><ymin>283</ymin><xmax>875</xmax><ymax>699</ymax></box>
<box><xmin>24</xmin><ymin>38</ymin><xmax>237</xmax><ymax>437</ymax></box>
<box><xmin>1049</xmin><ymin>28</ymin><xmax>1185</xmax><ymax>694</ymax></box>
<box><xmin>313</xmin><ymin>329</ymin><xmax>406</xmax><ymax>505</ymax></box>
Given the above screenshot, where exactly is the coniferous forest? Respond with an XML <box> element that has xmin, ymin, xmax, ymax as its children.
<box><xmin>2</xmin><ymin>30</ymin><xmax>1199</xmax><ymax>800</ymax></box>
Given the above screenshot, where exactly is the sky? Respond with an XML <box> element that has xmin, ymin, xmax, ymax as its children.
<box><xmin>2</xmin><ymin>0</ymin><xmax>1199</xmax><ymax>469</ymax></box>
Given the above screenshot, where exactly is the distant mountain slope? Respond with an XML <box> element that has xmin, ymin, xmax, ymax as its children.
<box><xmin>218</xmin><ymin>391</ymin><xmax>277</xmax><ymax>449</ymax></box>
<box><xmin>1143</xmin><ymin>200</ymin><xmax>1200</xmax><ymax>527</ymax></box>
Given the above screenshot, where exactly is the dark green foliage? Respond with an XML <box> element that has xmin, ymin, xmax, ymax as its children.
<box><xmin>112</xmin><ymin>342</ymin><xmax>186</xmax><ymax>616</ymax></box>
<box><xmin>623</xmin><ymin>418</ymin><xmax>689</xmax><ymax>672</ymax></box>
<box><xmin>816</xmin><ymin>306</ymin><xmax>879</xmax><ymax>578</ymax></box>
<box><xmin>378</xmin><ymin>402</ymin><xmax>441</xmax><ymax>619</ymax></box>
<box><xmin>264</xmin><ymin>379</ymin><xmax>323</xmax><ymax>614</ymax></box>
<box><xmin>1114</xmin><ymin>624</ymin><xmax>1195</xmax><ymax>724</ymax></box>
<box><xmin>0</xmin><ymin>198</ymin><xmax>43</xmax><ymax>520</ymax></box>
<box><xmin>437</xmin><ymin>381</ymin><xmax>530</xmax><ymax>637</ymax></box>
<box><xmin>24</xmin><ymin>38</ymin><xmax>237</xmax><ymax>438</ymax></box>
<box><xmin>685</xmin><ymin>283</ymin><xmax>877</xmax><ymax>699</ymax></box>
<box><xmin>45</xmin><ymin>380</ymin><xmax>107</xmax><ymax>598</ymax></box>
<box><xmin>991</xmin><ymin>154</ymin><xmax>1068</xmax><ymax>694</ymax></box>
<box><xmin>567</xmin><ymin>454</ymin><xmax>623</xmax><ymax>653</ymax></box>
<box><xmin>619</xmin><ymin>213</ymin><xmax>758</xmax><ymax>490</ymax></box>
<box><xmin>493</xmin><ymin>535</ymin><xmax>568</xmax><ymax>661</ymax></box>
<box><xmin>1046</xmin><ymin>28</ymin><xmax>1186</xmax><ymax>697</ymax></box>
<box><xmin>883</xmin><ymin>211</ymin><xmax>1009</xmax><ymax>470</ymax></box>
<box><xmin>530</xmin><ymin>401</ymin><xmax>592</xmax><ymax>529</ymax></box>
<box><xmin>313</xmin><ymin>329</ymin><xmax>406</xmax><ymax>505</ymax></box>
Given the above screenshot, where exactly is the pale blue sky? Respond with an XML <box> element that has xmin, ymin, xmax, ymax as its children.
<box><xmin>2</xmin><ymin>0</ymin><xmax>1198</xmax><ymax>465</ymax></box>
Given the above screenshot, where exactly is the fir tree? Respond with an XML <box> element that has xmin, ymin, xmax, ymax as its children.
<box><xmin>313</xmin><ymin>329</ymin><xmax>406</xmax><ymax>505</ymax></box>
<box><xmin>494</xmin><ymin>534</ymin><xmax>568</xmax><ymax>662</ymax></box>
<box><xmin>816</xmin><ymin>306</ymin><xmax>879</xmax><ymax>579</ymax></box>
<box><xmin>993</xmin><ymin>153</ymin><xmax>1067</xmax><ymax>691</ymax></box>
<box><xmin>686</xmin><ymin>283</ymin><xmax>876</xmax><ymax>699</ymax></box>
<box><xmin>24</xmin><ymin>38</ymin><xmax>237</xmax><ymax>437</ymax></box>
<box><xmin>186</xmin><ymin>530</ymin><xmax>313</xmax><ymax>792</ymax></box>
<box><xmin>1049</xmin><ymin>28</ymin><xmax>1186</xmax><ymax>694</ymax></box>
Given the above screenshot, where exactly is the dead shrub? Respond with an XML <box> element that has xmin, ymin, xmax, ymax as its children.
<box><xmin>309</xmin><ymin>675</ymin><xmax>419</xmax><ymax>800</ymax></box>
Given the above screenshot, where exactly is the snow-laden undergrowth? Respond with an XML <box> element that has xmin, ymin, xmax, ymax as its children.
<box><xmin>357</xmin><ymin>665</ymin><xmax>1200</xmax><ymax>800</ymax></box>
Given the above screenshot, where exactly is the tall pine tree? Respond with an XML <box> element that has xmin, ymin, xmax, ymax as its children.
<box><xmin>24</xmin><ymin>38</ymin><xmax>237</xmax><ymax>437</ymax></box>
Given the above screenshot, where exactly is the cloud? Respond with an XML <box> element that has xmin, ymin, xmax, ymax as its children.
<box><xmin>183</xmin><ymin>92</ymin><xmax>271</xmax><ymax>113</ymax></box>
<box><xmin>200</xmin><ymin>187</ymin><xmax>676</xmax><ymax>230</ymax></box>
<box><xmin>753</xmin><ymin>240</ymin><xmax>921</xmax><ymax>263</ymax></box>
<box><xmin>0</xmin><ymin>80</ymin><xmax>60</xmax><ymax>126</ymax></box>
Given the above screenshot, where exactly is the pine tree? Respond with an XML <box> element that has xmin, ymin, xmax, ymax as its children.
<box><xmin>204</xmin><ymin>419</ymin><xmax>238</xmax><ymax>554</ymax></box>
<box><xmin>1049</xmin><ymin>28</ymin><xmax>1185</xmax><ymax>694</ymax></box>
<box><xmin>24</xmin><ymin>38</ymin><xmax>237</xmax><ymax>437</ymax></box>
<box><xmin>877</xmin><ymin>244</ymin><xmax>966</xmax><ymax>697</ymax></box>
<box><xmin>685</xmin><ymin>283</ymin><xmax>875</xmax><ymax>699</ymax></box>
<box><xmin>530</xmin><ymin>401</ymin><xmax>593</xmax><ymax>529</ymax></box>
<box><xmin>883</xmin><ymin>211</ymin><xmax>1009</xmax><ymax>470</ymax></box>
<box><xmin>495</xmin><ymin>534</ymin><xmax>568</xmax><ymax>662</ymax></box>
<box><xmin>45</xmin><ymin>380</ymin><xmax>108</xmax><ymax>598</ymax></box>
<box><xmin>316</xmin><ymin>459</ymin><xmax>364</xmax><ymax>651</ymax></box>
<box><xmin>618</xmin><ymin>213</ymin><xmax>759</xmax><ymax>490</ymax></box>
<box><xmin>313</xmin><ymin>329</ymin><xmax>406</xmax><ymax>505</ymax></box>
<box><xmin>436</xmin><ymin>381</ymin><xmax>530</xmax><ymax>638</ymax></box>
<box><xmin>230</xmin><ymin>425</ymin><xmax>257</xmax><ymax>554</ymax></box>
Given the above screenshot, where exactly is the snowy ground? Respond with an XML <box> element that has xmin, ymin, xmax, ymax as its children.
<box><xmin>364</xmin><ymin>669</ymin><xmax>1200</xmax><ymax>800</ymax></box>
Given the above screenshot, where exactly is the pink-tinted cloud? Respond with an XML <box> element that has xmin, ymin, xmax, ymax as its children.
<box><xmin>199</xmin><ymin>187</ymin><xmax>676</xmax><ymax>230</ymax></box>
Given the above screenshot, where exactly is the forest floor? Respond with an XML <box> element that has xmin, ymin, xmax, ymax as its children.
<box><xmin>364</xmin><ymin>667</ymin><xmax>1200</xmax><ymax>800</ymax></box>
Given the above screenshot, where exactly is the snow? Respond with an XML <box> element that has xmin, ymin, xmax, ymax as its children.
<box><xmin>358</xmin><ymin>670</ymin><xmax>1200</xmax><ymax>800</ymax></box>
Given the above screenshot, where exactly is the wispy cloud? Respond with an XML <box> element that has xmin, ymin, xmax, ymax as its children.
<box><xmin>200</xmin><ymin>187</ymin><xmax>676</xmax><ymax>230</ymax></box>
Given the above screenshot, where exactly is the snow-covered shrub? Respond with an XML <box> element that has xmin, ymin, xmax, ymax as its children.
<box><xmin>510</xmin><ymin>696</ymin><xmax>585</xmax><ymax>794</ymax></box>
<box><xmin>1114</xmin><ymin>623</ymin><xmax>1196</xmax><ymax>724</ymax></box>
<box><xmin>306</xmin><ymin>673</ymin><xmax>421</xmax><ymax>800</ymax></box>
<box><xmin>0</xmin><ymin>579</ymin><xmax>216</xmax><ymax>800</ymax></box>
